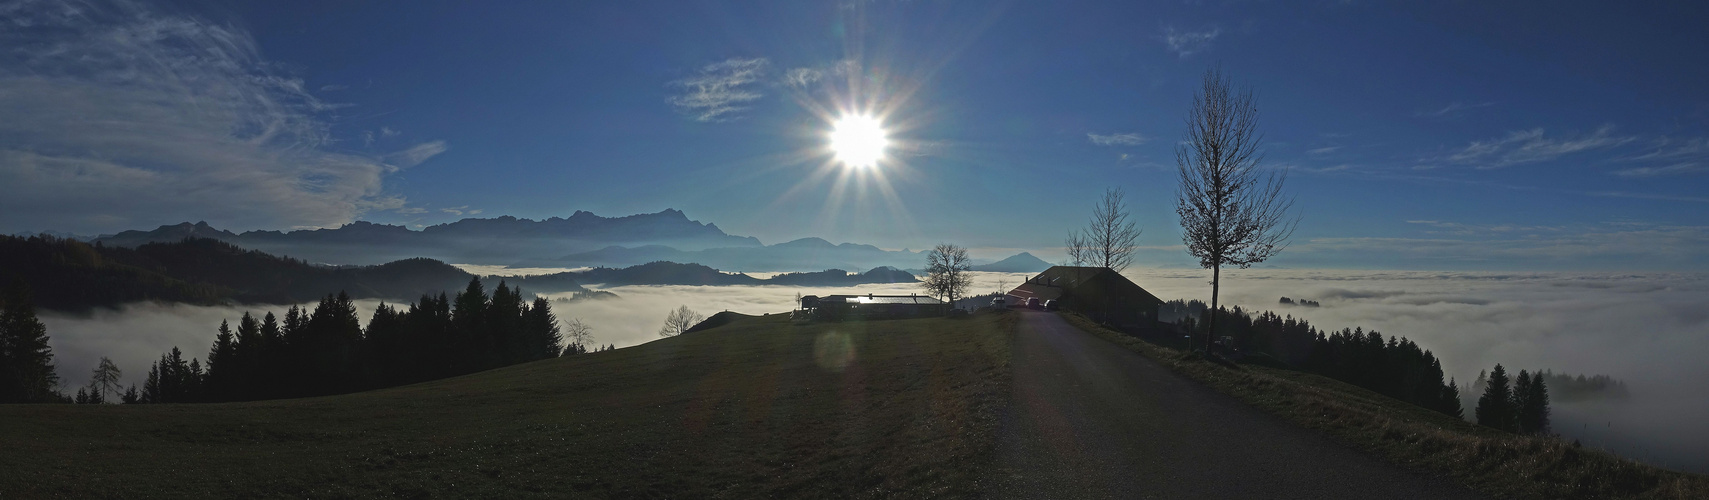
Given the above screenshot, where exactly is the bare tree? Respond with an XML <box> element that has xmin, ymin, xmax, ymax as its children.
<box><xmin>91</xmin><ymin>357</ymin><xmax>122</xmax><ymax>402</ymax></box>
<box><xmin>658</xmin><ymin>305</ymin><xmax>705</xmax><ymax>337</ymax></box>
<box><xmin>1066</xmin><ymin>187</ymin><xmax>1143</xmax><ymax>273</ymax></box>
<box><xmin>1175</xmin><ymin>68</ymin><xmax>1297</xmax><ymax>352</ymax></box>
<box><xmin>921</xmin><ymin>243</ymin><xmax>973</xmax><ymax>310</ymax></box>
<box><xmin>564</xmin><ymin>318</ymin><xmax>594</xmax><ymax>351</ymax></box>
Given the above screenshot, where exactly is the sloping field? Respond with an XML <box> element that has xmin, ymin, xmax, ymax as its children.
<box><xmin>0</xmin><ymin>313</ymin><xmax>1014</xmax><ymax>498</ymax></box>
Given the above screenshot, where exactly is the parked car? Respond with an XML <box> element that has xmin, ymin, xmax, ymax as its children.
<box><xmin>991</xmin><ymin>297</ymin><xmax>1007</xmax><ymax>309</ymax></box>
<box><xmin>1043</xmin><ymin>299</ymin><xmax>1060</xmax><ymax>311</ymax></box>
<box><xmin>1026</xmin><ymin>297</ymin><xmax>1042</xmax><ymax>310</ymax></box>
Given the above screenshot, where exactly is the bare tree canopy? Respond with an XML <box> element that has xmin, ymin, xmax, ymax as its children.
<box><xmin>1065</xmin><ymin>187</ymin><xmax>1143</xmax><ymax>273</ymax></box>
<box><xmin>921</xmin><ymin>243</ymin><xmax>973</xmax><ymax>308</ymax></box>
<box><xmin>564</xmin><ymin>318</ymin><xmax>594</xmax><ymax>347</ymax></box>
<box><xmin>1174</xmin><ymin>68</ymin><xmax>1298</xmax><ymax>351</ymax></box>
<box><xmin>658</xmin><ymin>305</ymin><xmax>704</xmax><ymax>337</ymax></box>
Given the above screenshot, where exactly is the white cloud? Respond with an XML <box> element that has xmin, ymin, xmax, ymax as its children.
<box><xmin>1163</xmin><ymin>26</ymin><xmax>1221</xmax><ymax>58</ymax></box>
<box><xmin>1306</xmin><ymin>146</ymin><xmax>1342</xmax><ymax>155</ymax></box>
<box><xmin>1418</xmin><ymin>101</ymin><xmax>1494</xmax><ymax>118</ymax></box>
<box><xmin>670</xmin><ymin>58</ymin><xmax>769</xmax><ymax>122</ymax></box>
<box><xmin>781</xmin><ymin>59</ymin><xmax>856</xmax><ymax>89</ymax></box>
<box><xmin>1087</xmin><ymin>132</ymin><xmax>1147</xmax><ymax>146</ymax></box>
<box><xmin>1444</xmin><ymin>125</ymin><xmax>1634</xmax><ymax>169</ymax></box>
<box><xmin>386</xmin><ymin>140</ymin><xmax>449</xmax><ymax>168</ymax></box>
<box><xmin>1612</xmin><ymin>162</ymin><xmax>1706</xmax><ymax>178</ymax></box>
<box><xmin>0</xmin><ymin>0</ymin><xmax>437</xmax><ymax>234</ymax></box>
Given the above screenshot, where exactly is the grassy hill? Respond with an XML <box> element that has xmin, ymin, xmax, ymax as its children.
<box><xmin>0</xmin><ymin>313</ymin><xmax>1013</xmax><ymax>498</ymax></box>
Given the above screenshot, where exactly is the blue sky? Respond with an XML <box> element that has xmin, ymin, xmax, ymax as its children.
<box><xmin>2</xmin><ymin>0</ymin><xmax>1706</xmax><ymax>270</ymax></box>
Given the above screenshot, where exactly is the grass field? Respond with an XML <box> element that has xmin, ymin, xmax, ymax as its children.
<box><xmin>1060</xmin><ymin>312</ymin><xmax>1709</xmax><ymax>500</ymax></box>
<box><xmin>0</xmin><ymin>312</ymin><xmax>1014</xmax><ymax>499</ymax></box>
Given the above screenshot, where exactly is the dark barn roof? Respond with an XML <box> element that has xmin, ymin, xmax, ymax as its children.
<box><xmin>1007</xmin><ymin>266</ymin><xmax>1163</xmax><ymax>326</ymax></box>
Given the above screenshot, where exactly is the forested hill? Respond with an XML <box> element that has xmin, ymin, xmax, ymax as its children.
<box><xmin>0</xmin><ymin>235</ymin><xmax>585</xmax><ymax>312</ymax></box>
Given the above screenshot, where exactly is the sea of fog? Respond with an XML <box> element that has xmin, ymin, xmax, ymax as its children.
<box><xmin>38</xmin><ymin>269</ymin><xmax>1709</xmax><ymax>474</ymax></box>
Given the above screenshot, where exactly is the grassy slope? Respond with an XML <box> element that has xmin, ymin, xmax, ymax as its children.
<box><xmin>1060</xmin><ymin>313</ymin><xmax>1709</xmax><ymax>500</ymax></box>
<box><xmin>0</xmin><ymin>313</ymin><xmax>1014</xmax><ymax>499</ymax></box>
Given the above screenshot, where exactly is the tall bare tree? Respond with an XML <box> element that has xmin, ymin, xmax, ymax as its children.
<box><xmin>91</xmin><ymin>357</ymin><xmax>122</xmax><ymax>402</ymax></box>
<box><xmin>921</xmin><ymin>243</ymin><xmax>973</xmax><ymax>309</ymax></box>
<box><xmin>658</xmin><ymin>305</ymin><xmax>704</xmax><ymax>337</ymax></box>
<box><xmin>1174</xmin><ymin>68</ymin><xmax>1297</xmax><ymax>352</ymax></box>
<box><xmin>563</xmin><ymin>318</ymin><xmax>594</xmax><ymax>351</ymax></box>
<box><xmin>1065</xmin><ymin>187</ymin><xmax>1143</xmax><ymax>273</ymax></box>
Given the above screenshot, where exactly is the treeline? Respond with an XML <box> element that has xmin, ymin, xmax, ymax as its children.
<box><xmin>1540</xmin><ymin>370</ymin><xmax>1628</xmax><ymax>402</ymax></box>
<box><xmin>131</xmin><ymin>278</ymin><xmax>584</xmax><ymax>403</ymax></box>
<box><xmin>1473</xmin><ymin>365</ymin><xmax>1552</xmax><ymax>435</ymax></box>
<box><xmin>1169</xmin><ymin>301</ymin><xmax>1463</xmax><ymax>419</ymax></box>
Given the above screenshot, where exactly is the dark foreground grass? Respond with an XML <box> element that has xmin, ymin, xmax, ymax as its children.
<box><xmin>0</xmin><ymin>312</ymin><xmax>1014</xmax><ymax>499</ymax></box>
<box><xmin>1060</xmin><ymin>312</ymin><xmax>1709</xmax><ymax>500</ymax></box>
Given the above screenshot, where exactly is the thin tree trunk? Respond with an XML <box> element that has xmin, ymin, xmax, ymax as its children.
<box><xmin>1208</xmin><ymin>263</ymin><xmax>1220</xmax><ymax>354</ymax></box>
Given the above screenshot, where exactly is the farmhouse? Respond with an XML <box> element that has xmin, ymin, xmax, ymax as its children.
<box><xmin>1007</xmin><ymin>266</ymin><xmax>1164</xmax><ymax>328</ymax></box>
<box><xmin>799</xmin><ymin>293</ymin><xmax>945</xmax><ymax>320</ymax></box>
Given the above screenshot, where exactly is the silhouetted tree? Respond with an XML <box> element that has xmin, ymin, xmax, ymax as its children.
<box><xmin>1174</xmin><ymin>68</ymin><xmax>1297</xmax><ymax>352</ymax></box>
<box><xmin>659</xmin><ymin>305</ymin><xmax>704</xmax><ymax>337</ymax></box>
<box><xmin>1476</xmin><ymin>364</ymin><xmax>1517</xmax><ymax>432</ymax></box>
<box><xmin>1065</xmin><ymin>187</ymin><xmax>1143</xmax><ymax>273</ymax></box>
<box><xmin>1441</xmin><ymin>377</ymin><xmax>1464</xmax><ymax>420</ymax></box>
<box><xmin>206</xmin><ymin>320</ymin><xmax>237</xmax><ymax>400</ymax></box>
<box><xmin>523</xmin><ymin>297</ymin><xmax>563</xmax><ymax>360</ymax></box>
<box><xmin>91</xmin><ymin>356</ymin><xmax>123</xmax><ymax>403</ymax></box>
<box><xmin>120</xmin><ymin>384</ymin><xmax>139</xmax><ymax>404</ymax></box>
<box><xmin>563</xmin><ymin>318</ymin><xmax>594</xmax><ymax>356</ymax></box>
<box><xmin>0</xmin><ymin>283</ymin><xmax>59</xmax><ymax>403</ymax></box>
<box><xmin>1516</xmin><ymin>371</ymin><xmax>1551</xmax><ymax>435</ymax></box>
<box><xmin>922</xmin><ymin>243</ymin><xmax>973</xmax><ymax>309</ymax></box>
<box><xmin>452</xmin><ymin>278</ymin><xmax>488</xmax><ymax>372</ymax></box>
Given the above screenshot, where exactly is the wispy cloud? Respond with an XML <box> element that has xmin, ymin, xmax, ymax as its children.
<box><xmin>1443</xmin><ymin>125</ymin><xmax>1635</xmax><ymax>169</ymax></box>
<box><xmin>1087</xmin><ymin>132</ymin><xmax>1147</xmax><ymax>146</ymax></box>
<box><xmin>1612</xmin><ymin>163</ymin><xmax>1707</xmax><ymax>178</ymax></box>
<box><xmin>1307</xmin><ymin>146</ymin><xmax>1342</xmax><ymax>155</ymax></box>
<box><xmin>1163</xmin><ymin>26</ymin><xmax>1221</xmax><ymax>58</ymax></box>
<box><xmin>1419</xmin><ymin>101</ymin><xmax>1494</xmax><ymax>118</ymax></box>
<box><xmin>0</xmin><ymin>0</ymin><xmax>439</xmax><ymax>234</ymax></box>
<box><xmin>670</xmin><ymin>58</ymin><xmax>769</xmax><ymax>122</ymax></box>
<box><xmin>386</xmin><ymin>141</ymin><xmax>449</xmax><ymax>168</ymax></box>
<box><xmin>781</xmin><ymin>60</ymin><xmax>855</xmax><ymax>89</ymax></box>
<box><xmin>439</xmin><ymin>206</ymin><xmax>482</xmax><ymax>217</ymax></box>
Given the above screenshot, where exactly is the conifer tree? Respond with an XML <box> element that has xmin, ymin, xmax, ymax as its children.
<box><xmin>0</xmin><ymin>283</ymin><xmax>59</xmax><ymax>403</ymax></box>
<box><xmin>524</xmin><ymin>297</ymin><xmax>563</xmax><ymax>360</ymax></box>
<box><xmin>121</xmin><ymin>384</ymin><xmax>139</xmax><ymax>404</ymax></box>
<box><xmin>452</xmin><ymin>278</ymin><xmax>488</xmax><ymax>374</ymax></box>
<box><xmin>1476</xmin><ymin>364</ymin><xmax>1516</xmax><ymax>432</ymax></box>
<box><xmin>206</xmin><ymin>320</ymin><xmax>236</xmax><ymax>400</ymax></box>
<box><xmin>1517</xmin><ymin>371</ymin><xmax>1551</xmax><ymax>435</ymax></box>
<box><xmin>1440</xmin><ymin>377</ymin><xmax>1464</xmax><ymax>419</ymax></box>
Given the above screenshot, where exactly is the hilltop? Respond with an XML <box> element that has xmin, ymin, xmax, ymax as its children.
<box><xmin>0</xmin><ymin>313</ymin><xmax>1013</xmax><ymax>498</ymax></box>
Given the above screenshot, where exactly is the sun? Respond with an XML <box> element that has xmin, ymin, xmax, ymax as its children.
<box><xmin>829</xmin><ymin>114</ymin><xmax>888</xmax><ymax>168</ymax></box>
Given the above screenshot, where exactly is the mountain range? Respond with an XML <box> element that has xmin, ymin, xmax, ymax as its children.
<box><xmin>80</xmin><ymin>209</ymin><xmax>1049</xmax><ymax>273</ymax></box>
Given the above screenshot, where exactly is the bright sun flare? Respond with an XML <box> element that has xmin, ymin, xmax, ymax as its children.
<box><xmin>829</xmin><ymin>114</ymin><xmax>888</xmax><ymax>168</ymax></box>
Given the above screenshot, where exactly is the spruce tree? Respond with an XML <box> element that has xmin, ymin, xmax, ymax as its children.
<box><xmin>0</xmin><ymin>283</ymin><xmax>59</xmax><ymax>403</ymax></box>
<box><xmin>1517</xmin><ymin>371</ymin><xmax>1551</xmax><ymax>435</ymax></box>
<box><xmin>524</xmin><ymin>297</ymin><xmax>563</xmax><ymax>360</ymax></box>
<box><xmin>206</xmin><ymin>320</ymin><xmax>236</xmax><ymax>401</ymax></box>
<box><xmin>121</xmin><ymin>384</ymin><xmax>139</xmax><ymax>404</ymax></box>
<box><xmin>1441</xmin><ymin>377</ymin><xmax>1464</xmax><ymax>419</ymax></box>
<box><xmin>1475</xmin><ymin>364</ymin><xmax>1516</xmax><ymax>432</ymax></box>
<box><xmin>451</xmin><ymin>278</ymin><xmax>488</xmax><ymax>374</ymax></box>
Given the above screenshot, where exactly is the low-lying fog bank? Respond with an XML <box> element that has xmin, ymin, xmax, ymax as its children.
<box><xmin>38</xmin><ymin>269</ymin><xmax>1708</xmax><ymax>473</ymax></box>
